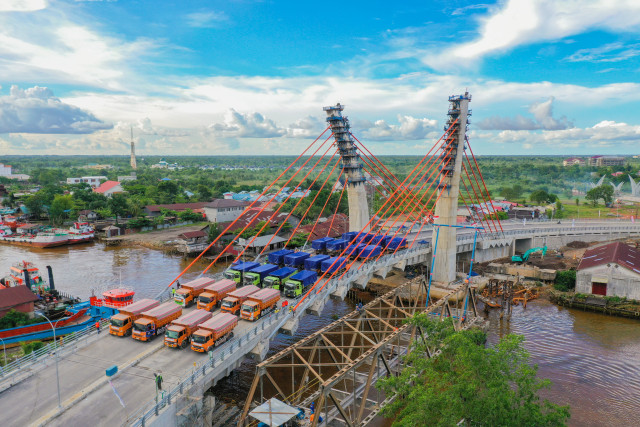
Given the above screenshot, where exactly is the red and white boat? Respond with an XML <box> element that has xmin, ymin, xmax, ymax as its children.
<box><xmin>66</xmin><ymin>222</ymin><xmax>95</xmax><ymax>244</ymax></box>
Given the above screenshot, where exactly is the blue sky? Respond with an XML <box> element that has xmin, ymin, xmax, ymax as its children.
<box><xmin>0</xmin><ymin>0</ymin><xmax>639</xmax><ymax>156</ymax></box>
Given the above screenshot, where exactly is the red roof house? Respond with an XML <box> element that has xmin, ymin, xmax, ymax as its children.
<box><xmin>93</xmin><ymin>181</ymin><xmax>124</xmax><ymax>197</ymax></box>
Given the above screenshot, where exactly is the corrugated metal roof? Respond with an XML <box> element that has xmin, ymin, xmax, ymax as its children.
<box><xmin>578</xmin><ymin>242</ymin><xmax>640</xmax><ymax>273</ymax></box>
<box><xmin>0</xmin><ymin>286</ymin><xmax>39</xmax><ymax>309</ymax></box>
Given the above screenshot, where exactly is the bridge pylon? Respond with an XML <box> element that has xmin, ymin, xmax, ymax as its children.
<box><xmin>324</xmin><ymin>103</ymin><xmax>370</xmax><ymax>232</ymax></box>
<box><xmin>432</xmin><ymin>92</ymin><xmax>472</xmax><ymax>285</ymax></box>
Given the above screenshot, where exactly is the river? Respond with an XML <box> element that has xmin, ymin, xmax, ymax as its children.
<box><xmin>2</xmin><ymin>242</ymin><xmax>639</xmax><ymax>426</ymax></box>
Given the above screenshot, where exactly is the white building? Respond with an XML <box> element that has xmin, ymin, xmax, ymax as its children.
<box><xmin>203</xmin><ymin>199</ymin><xmax>250</xmax><ymax>223</ymax></box>
<box><xmin>67</xmin><ymin>176</ymin><xmax>108</xmax><ymax>188</ymax></box>
<box><xmin>0</xmin><ymin>164</ymin><xmax>12</xmax><ymax>176</ymax></box>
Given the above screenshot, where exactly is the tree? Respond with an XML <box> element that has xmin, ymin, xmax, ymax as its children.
<box><xmin>108</xmin><ymin>194</ymin><xmax>129</xmax><ymax>224</ymax></box>
<box><xmin>25</xmin><ymin>194</ymin><xmax>45</xmax><ymax>219</ymax></box>
<box><xmin>288</xmin><ymin>232</ymin><xmax>309</xmax><ymax>248</ymax></box>
<box><xmin>49</xmin><ymin>194</ymin><xmax>74</xmax><ymax>224</ymax></box>
<box><xmin>378</xmin><ymin>315</ymin><xmax>570</xmax><ymax>427</ymax></box>
<box><xmin>530</xmin><ymin>189</ymin><xmax>555</xmax><ymax>205</ymax></box>
<box><xmin>586</xmin><ymin>185</ymin><xmax>614</xmax><ymax>206</ymax></box>
<box><xmin>207</xmin><ymin>222</ymin><xmax>221</xmax><ymax>243</ymax></box>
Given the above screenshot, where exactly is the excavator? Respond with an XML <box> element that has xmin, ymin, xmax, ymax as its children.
<box><xmin>511</xmin><ymin>246</ymin><xmax>547</xmax><ymax>263</ymax></box>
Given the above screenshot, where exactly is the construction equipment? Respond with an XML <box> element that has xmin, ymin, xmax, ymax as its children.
<box><xmin>512</xmin><ymin>246</ymin><xmax>547</xmax><ymax>263</ymax></box>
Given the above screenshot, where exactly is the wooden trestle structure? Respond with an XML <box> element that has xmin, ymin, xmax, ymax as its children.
<box><xmin>238</xmin><ymin>277</ymin><xmax>482</xmax><ymax>426</ymax></box>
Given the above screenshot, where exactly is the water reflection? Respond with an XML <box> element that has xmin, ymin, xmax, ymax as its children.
<box><xmin>487</xmin><ymin>299</ymin><xmax>640</xmax><ymax>427</ymax></box>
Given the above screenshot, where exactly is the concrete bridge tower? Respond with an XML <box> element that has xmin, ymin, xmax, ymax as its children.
<box><xmin>431</xmin><ymin>93</ymin><xmax>472</xmax><ymax>285</ymax></box>
<box><xmin>324</xmin><ymin>104</ymin><xmax>370</xmax><ymax>232</ymax></box>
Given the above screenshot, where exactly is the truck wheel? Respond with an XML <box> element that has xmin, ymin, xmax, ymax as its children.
<box><xmin>230</xmin><ymin>332</ymin><xmax>234</xmax><ymax>338</ymax></box>
<box><xmin>126</xmin><ymin>329</ymin><xmax>132</xmax><ymax>337</ymax></box>
<box><xmin>180</xmin><ymin>340</ymin><xmax>187</xmax><ymax>349</ymax></box>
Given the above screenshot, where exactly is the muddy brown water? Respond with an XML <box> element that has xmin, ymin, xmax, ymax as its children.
<box><xmin>2</xmin><ymin>242</ymin><xmax>640</xmax><ymax>426</ymax></box>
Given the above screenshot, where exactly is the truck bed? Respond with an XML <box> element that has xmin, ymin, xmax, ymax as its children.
<box><xmin>119</xmin><ymin>298</ymin><xmax>159</xmax><ymax>316</ymax></box>
<box><xmin>204</xmin><ymin>279</ymin><xmax>236</xmax><ymax>294</ymax></box>
<box><xmin>141</xmin><ymin>301</ymin><xmax>182</xmax><ymax>321</ymax></box>
<box><xmin>199</xmin><ymin>313</ymin><xmax>238</xmax><ymax>334</ymax></box>
<box><xmin>226</xmin><ymin>285</ymin><xmax>260</xmax><ymax>299</ymax></box>
<box><xmin>172</xmin><ymin>309</ymin><xmax>212</xmax><ymax>329</ymax></box>
<box><xmin>182</xmin><ymin>276</ymin><xmax>217</xmax><ymax>291</ymax></box>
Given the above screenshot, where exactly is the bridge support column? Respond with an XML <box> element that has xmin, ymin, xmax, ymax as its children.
<box><xmin>249</xmin><ymin>340</ymin><xmax>270</xmax><ymax>362</ymax></box>
<box><xmin>307</xmin><ymin>298</ymin><xmax>326</xmax><ymax>316</ymax></box>
<box><xmin>280</xmin><ymin>316</ymin><xmax>300</xmax><ymax>335</ymax></box>
<box><xmin>432</xmin><ymin>93</ymin><xmax>471</xmax><ymax>286</ymax></box>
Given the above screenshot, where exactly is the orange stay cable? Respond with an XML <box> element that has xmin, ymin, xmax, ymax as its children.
<box><xmin>467</xmin><ymin>141</ymin><xmax>504</xmax><ymax>233</ymax></box>
<box><xmin>229</xmin><ymin>140</ymin><xmax>336</xmax><ymax>264</ymax></box>
<box><xmin>257</xmin><ymin>149</ymin><xmax>339</xmax><ymax>257</ymax></box>
<box><xmin>463</xmin><ymin>151</ymin><xmax>497</xmax><ymax>233</ymax></box>
<box><xmin>284</xmin><ymin>162</ymin><xmax>342</xmax><ymax>248</ymax></box>
<box><xmin>161</xmin><ymin>127</ymin><xmax>330</xmax><ymax>291</ymax></box>
<box><xmin>201</xmin><ymin>134</ymin><xmax>333</xmax><ymax>274</ymax></box>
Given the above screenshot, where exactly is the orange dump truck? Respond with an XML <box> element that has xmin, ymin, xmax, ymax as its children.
<box><xmin>240</xmin><ymin>288</ymin><xmax>280</xmax><ymax>321</ymax></box>
<box><xmin>132</xmin><ymin>302</ymin><xmax>183</xmax><ymax>342</ymax></box>
<box><xmin>197</xmin><ymin>279</ymin><xmax>237</xmax><ymax>311</ymax></box>
<box><xmin>190</xmin><ymin>313</ymin><xmax>238</xmax><ymax>353</ymax></box>
<box><xmin>164</xmin><ymin>309</ymin><xmax>212</xmax><ymax>349</ymax></box>
<box><xmin>220</xmin><ymin>285</ymin><xmax>260</xmax><ymax>315</ymax></box>
<box><xmin>109</xmin><ymin>298</ymin><xmax>159</xmax><ymax>337</ymax></box>
<box><xmin>174</xmin><ymin>277</ymin><xmax>217</xmax><ymax>307</ymax></box>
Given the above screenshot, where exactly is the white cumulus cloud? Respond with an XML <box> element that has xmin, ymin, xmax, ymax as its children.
<box><xmin>362</xmin><ymin>115</ymin><xmax>437</xmax><ymax>141</ymax></box>
<box><xmin>478</xmin><ymin>97</ymin><xmax>572</xmax><ymax>130</ymax></box>
<box><xmin>208</xmin><ymin>109</ymin><xmax>286</xmax><ymax>138</ymax></box>
<box><xmin>0</xmin><ymin>85</ymin><xmax>112</xmax><ymax>134</ymax></box>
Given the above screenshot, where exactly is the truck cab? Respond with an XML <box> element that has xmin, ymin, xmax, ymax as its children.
<box><xmin>242</xmin><ymin>264</ymin><xmax>278</xmax><ymax>287</ymax></box>
<box><xmin>223</xmin><ymin>261</ymin><xmax>260</xmax><ymax>284</ymax></box>
<box><xmin>109</xmin><ymin>313</ymin><xmax>133</xmax><ymax>336</ymax></box>
<box><xmin>263</xmin><ymin>266</ymin><xmax>297</xmax><ymax>292</ymax></box>
<box><xmin>240</xmin><ymin>300</ymin><xmax>261</xmax><ymax>321</ymax></box>
<box><xmin>220</xmin><ymin>297</ymin><xmax>241</xmax><ymax>315</ymax></box>
<box><xmin>283</xmin><ymin>270</ymin><xmax>317</xmax><ymax>298</ymax></box>
<box><xmin>174</xmin><ymin>288</ymin><xmax>193</xmax><ymax>306</ymax></box>
<box><xmin>164</xmin><ymin>325</ymin><xmax>189</xmax><ymax>349</ymax></box>
<box><xmin>132</xmin><ymin>318</ymin><xmax>155</xmax><ymax>341</ymax></box>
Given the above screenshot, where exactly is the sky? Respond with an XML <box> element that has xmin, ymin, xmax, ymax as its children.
<box><xmin>0</xmin><ymin>0</ymin><xmax>640</xmax><ymax>156</ymax></box>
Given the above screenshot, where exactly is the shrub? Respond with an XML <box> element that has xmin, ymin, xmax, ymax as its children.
<box><xmin>21</xmin><ymin>340</ymin><xmax>45</xmax><ymax>355</ymax></box>
<box><xmin>554</xmin><ymin>270</ymin><xmax>576</xmax><ymax>292</ymax></box>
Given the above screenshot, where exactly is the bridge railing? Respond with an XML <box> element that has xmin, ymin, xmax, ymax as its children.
<box><xmin>128</xmin><ymin>306</ymin><xmax>291</xmax><ymax>427</ymax></box>
<box><xmin>0</xmin><ymin>292</ymin><xmax>176</xmax><ymax>390</ymax></box>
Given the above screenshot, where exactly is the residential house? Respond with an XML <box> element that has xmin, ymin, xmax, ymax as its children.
<box><xmin>78</xmin><ymin>210</ymin><xmax>98</xmax><ymax>221</ymax></box>
<box><xmin>239</xmin><ymin>234</ymin><xmax>286</xmax><ymax>256</ymax></box>
<box><xmin>93</xmin><ymin>181</ymin><xmax>124</xmax><ymax>197</ymax></box>
<box><xmin>176</xmin><ymin>230</ymin><xmax>208</xmax><ymax>254</ymax></box>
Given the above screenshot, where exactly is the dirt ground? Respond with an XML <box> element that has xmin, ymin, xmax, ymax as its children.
<box><xmin>113</xmin><ymin>224</ymin><xmax>207</xmax><ymax>250</ymax></box>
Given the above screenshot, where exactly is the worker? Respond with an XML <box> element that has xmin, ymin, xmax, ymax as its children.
<box><xmin>155</xmin><ymin>372</ymin><xmax>163</xmax><ymax>390</ymax></box>
<box><xmin>176</xmin><ymin>280</ymin><xmax>181</xmax><ymax>288</ymax></box>
<box><xmin>172</xmin><ymin>288</ymin><xmax>176</xmax><ymax>297</ymax></box>
<box><xmin>95</xmin><ymin>321</ymin><xmax>100</xmax><ymax>333</ymax></box>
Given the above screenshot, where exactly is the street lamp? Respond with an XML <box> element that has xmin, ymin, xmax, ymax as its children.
<box><xmin>36</xmin><ymin>311</ymin><xmax>62</xmax><ymax>409</ymax></box>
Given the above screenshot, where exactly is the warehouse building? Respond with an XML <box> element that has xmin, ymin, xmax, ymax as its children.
<box><xmin>576</xmin><ymin>242</ymin><xmax>640</xmax><ymax>299</ymax></box>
